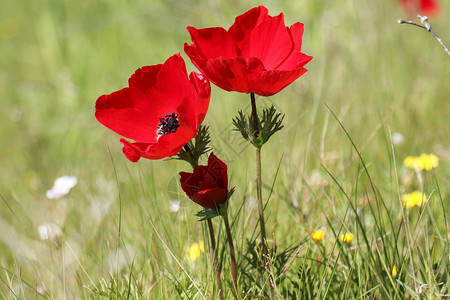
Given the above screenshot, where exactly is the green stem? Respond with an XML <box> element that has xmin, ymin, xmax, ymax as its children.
<box><xmin>185</xmin><ymin>130</ymin><xmax>223</xmax><ymax>298</ymax></box>
<box><xmin>207</xmin><ymin>219</ymin><xmax>224</xmax><ymax>300</ymax></box>
<box><xmin>250</xmin><ymin>93</ymin><xmax>278</xmax><ymax>297</ymax></box>
<box><xmin>223</xmin><ymin>214</ymin><xmax>240</xmax><ymax>299</ymax></box>
<box><xmin>250</xmin><ymin>93</ymin><xmax>260</xmax><ymax>136</ymax></box>
<box><xmin>255</xmin><ymin>147</ymin><xmax>268</xmax><ymax>261</ymax></box>
<box><xmin>250</xmin><ymin>93</ymin><xmax>268</xmax><ymax>267</ymax></box>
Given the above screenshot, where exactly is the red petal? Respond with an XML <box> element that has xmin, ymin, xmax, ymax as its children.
<box><xmin>127</xmin><ymin>63</ymin><xmax>182</xmax><ymax>114</ymax></box>
<box><xmin>275</xmin><ymin>22</ymin><xmax>310</xmax><ymax>70</ymax></box>
<box><xmin>421</xmin><ymin>0</ymin><xmax>439</xmax><ymax>15</ymax></box>
<box><xmin>189</xmin><ymin>72</ymin><xmax>211</xmax><ymax>126</ymax></box>
<box><xmin>191</xmin><ymin>57</ymin><xmax>247</xmax><ymax>92</ymax></box>
<box><xmin>239</xmin><ymin>13</ymin><xmax>294</xmax><ymax>70</ymax></box>
<box><xmin>146</xmin><ymin>144</ymin><xmax>183</xmax><ymax>159</ymax></box>
<box><xmin>289</xmin><ymin>22</ymin><xmax>305</xmax><ymax>53</ymax></box>
<box><xmin>158</xmin><ymin>125</ymin><xmax>196</xmax><ymax>156</ymax></box>
<box><xmin>400</xmin><ymin>0</ymin><xmax>439</xmax><ymax>15</ymax></box>
<box><xmin>188</xmin><ymin>56</ymin><xmax>265</xmax><ymax>93</ymax></box>
<box><xmin>179</xmin><ymin>171</ymin><xmax>202</xmax><ymax>197</ymax></box>
<box><xmin>128</xmin><ymin>64</ymin><xmax>162</xmax><ymax>96</ymax></box>
<box><xmin>187</xmin><ymin>27</ymin><xmax>237</xmax><ymax>59</ymax></box>
<box><xmin>154</xmin><ymin>54</ymin><xmax>196</xmax><ymax>109</ymax></box>
<box><xmin>184</xmin><ymin>42</ymin><xmax>202</xmax><ymax>61</ymax></box>
<box><xmin>192</xmin><ymin>188</ymin><xmax>228</xmax><ymax>209</ymax></box>
<box><xmin>121</xmin><ymin>138</ymin><xmax>183</xmax><ymax>160</ymax></box>
<box><xmin>249</xmin><ymin>68</ymin><xmax>309</xmax><ymax>96</ymax></box>
<box><xmin>120</xmin><ymin>140</ymin><xmax>147</xmax><ymax>162</ymax></box>
<box><xmin>277</xmin><ymin>52</ymin><xmax>313</xmax><ymax>71</ymax></box>
<box><xmin>95</xmin><ymin>87</ymin><xmax>160</xmax><ymax>143</ymax></box>
<box><xmin>191</xmin><ymin>165</ymin><xmax>211</xmax><ymax>187</ymax></box>
<box><xmin>228</xmin><ymin>6</ymin><xmax>269</xmax><ymax>42</ymax></box>
<box><xmin>208</xmin><ymin>153</ymin><xmax>228</xmax><ymax>189</ymax></box>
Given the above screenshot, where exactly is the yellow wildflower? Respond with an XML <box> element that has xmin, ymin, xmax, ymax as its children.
<box><xmin>417</xmin><ymin>153</ymin><xmax>439</xmax><ymax>170</ymax></box>
<box><xmin>311</xmin><ymin>230</ymin><xmax>326</xmax><ymax>242</ymax></box>
<box><xmin>403</xmin><ymin>156</ymin><xmax>417</xmax><ymax>169</ymax></box>
<box><xmin>185</xmin><ymin>241</ymin><xmax>205</xmax><ymax>262</ymax></box>
<box><xmin>339</xmin><ymin>232</ymin><xmax>355</xmax><ymax>243</ymax></box>
<box><xmin>402</xmin><ymin>191</ymin><xmax>427</xmax><ymax>208</ymax></box>
<box><xmin>403</xmin><ymin>154</ymin><xmax>439</xmax><ymax>171</ymax></box>
<box><xmin>390</xmin><ymin>265</ymin><xmax>397</xmax><ymax>277</ymax></box>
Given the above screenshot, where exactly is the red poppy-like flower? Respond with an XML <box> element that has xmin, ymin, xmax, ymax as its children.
<box><xmin>184</xmin><ymin>5</ymin><xmax>313</xmax><ymax>97</ymax></box>
<box><xmin>179</xmin><ymin>153</ymin><xmax>228</xmax><ymax>210</ymax></box>
<box><xmin>95</xmin><ymin>54</ymin><xmax>211</xmax><ymax>162</ymax></box>
<box><xmin>400</xmin><ymin>0</ymin><xmax>439</xmax><ymax>16</ymax></box>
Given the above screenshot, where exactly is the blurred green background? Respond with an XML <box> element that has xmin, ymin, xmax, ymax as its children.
<box><xmin>0</xmin><ymin>0</ymin><xmax>449</xmax><ymax>298</ymax></box>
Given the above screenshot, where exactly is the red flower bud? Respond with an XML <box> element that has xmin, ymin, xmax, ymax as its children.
<box><xmin>179</xmin><ymin>153</ymin><xmax>228</xmax><ymax>209</ymax></box>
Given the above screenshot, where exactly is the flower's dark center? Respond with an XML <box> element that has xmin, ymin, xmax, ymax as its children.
<box><xmin>157</xmin><ymin>112</ymin><xmax>180</xmax><ymax>136</ymax></box>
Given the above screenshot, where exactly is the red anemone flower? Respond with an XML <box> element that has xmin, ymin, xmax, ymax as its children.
<box><xmin>179</xmin><ymin>153</ymin><xmax>228</xmax><ymax>210</ymax></box>
<box><xmin>184</xmin><ymin>5</ymin><xmax>313</xmax><ymax>97</ymax></box>
<box><xmin>95</xmin><ymin>54</ymin><xmax>211</xmax><ymax>162</ymax></box>
<box><xmin>400</xmin><ymin>0</ymin><xmax>439</xmax><ymax>16</ymax></box>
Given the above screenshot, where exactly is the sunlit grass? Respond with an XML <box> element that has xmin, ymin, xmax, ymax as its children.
<box><xmin>0</xmin><ymin>0</ymin><xmax>449</xmax><ymax>298</ymax></box>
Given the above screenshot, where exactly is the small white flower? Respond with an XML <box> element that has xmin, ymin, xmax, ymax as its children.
<box><xmin>169</xmin><ymin>200</ymin><xmax>180</xmax><ymax>212</ymax></box>
<box><xmin>392</xmin><ymin>132</ymin><xmax>405</xmax><ymax>145</ymax></box>
<box><xmin>38</xmin><ymin>223</ymin><xmax>62</xmax><ymax>241</ymax></box>
<box><xmin>46</xmin><ymin>176</ymin><xmax>77</xmax><ymax>199</ymax></box>
<box><xmin>247</xmin><ymin>197</ymin><xmax>258</xmax><ymax>210</ymax></box>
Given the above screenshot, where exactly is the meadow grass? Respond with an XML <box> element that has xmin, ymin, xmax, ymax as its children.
<box><xmin>0</xmin><ymin>0</ymin><xmax>449</xmax><ymax>298</ymax></box>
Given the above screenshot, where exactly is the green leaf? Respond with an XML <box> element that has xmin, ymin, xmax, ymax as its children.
<box><xmin>195</xmin><ymin>208</ymin><xmax>220</xmax><ymax>221</ymax></box>
<box><xmin>259</xmin><ymin>105</ymin><xmax>284</xmax><ymax>145</ymax></box>
<box><xmin>232</xmin><ymin>106</ymin><xmax>284</xmax><ymax>148</ymax></box>
<box><xmin>174</xmin><ymin>125</ymin><xmax>211</xmax><ymax>168</ymax></box>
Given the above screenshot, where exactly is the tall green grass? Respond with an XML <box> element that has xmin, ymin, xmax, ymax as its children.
<box><xmin>0</xmin><ymin>0</ymin><xmax>448</xmax><ymax>298</ymax></box>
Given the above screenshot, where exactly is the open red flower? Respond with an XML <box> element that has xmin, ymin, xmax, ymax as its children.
<box><xmin>184</xmin><ymin>5</ymin><xmax>313</xmax><ymax>97</ymax></box>
<box><xmin>179</xmin><ymin>153</ymin><xmax>228</xmax><ymax>210</ymax></box>
<box><xmin>95</xmin><ymin>54</ymin><xmax>211</xmax><ymax>162</ymax></box>
<box><xmin>400</xmin><ymin>0</ymin><xmax>439</xmax><ymax>16</ymax></box>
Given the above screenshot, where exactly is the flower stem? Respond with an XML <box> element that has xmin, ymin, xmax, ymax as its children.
<box><xmin>250</xmin><ymin>93</ymin><xmax>269</xmax><ymax>269</ymax></box>
<box><xmin>207</xmin><ymin>219</ymin><xmax>223</xmax><ymax>300</ymax></box>
<box><xmin>255</xmin><ymin>147</ymin><xmax>268</xmax><ymax>260</ymax></box>
<box><xmin>250</xmin><ymin>93</ymin><xmax>260</xmax><ymax>136</ymax></box>
<box><xmin>223</xmin><ymin>214</ymin><xmax>240</xmax><ymax>299</ymax></box>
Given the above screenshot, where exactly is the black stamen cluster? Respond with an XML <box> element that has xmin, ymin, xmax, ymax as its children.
<box><xmin>158</xmin><ymin>112</ymin><xmax>180</xmax><ymax>136</ymax></box>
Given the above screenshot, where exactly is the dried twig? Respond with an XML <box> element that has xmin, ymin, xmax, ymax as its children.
<box><xmin>398</xmin><ymin>14</ymin><xmax>450</xmax><ymax>57</ymax></box>
<box><xmin>263</xmin><ymin>262</ymin><xmax>283</xmax><ymax>299</ymax></box>
<box><xmin>275</xmin><ymin>242</ymin><xmax>304</xmax><ymax>281</ymax></box>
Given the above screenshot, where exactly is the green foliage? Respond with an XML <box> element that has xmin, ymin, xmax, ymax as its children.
<box><xmin>0</xmin><ymin>0</ymin><xmax>449</xmax><ymax>299</ymax></box>
<box><xmin>176</xmin><ymin>125</ymin><xmax>212</xmax><ymax>168</ymax></box>
<box><xmin>258</xmin><ymin>106</ymin><xmax>285</xmax><ymax>146</ymax></box>
<box><xmin>233</xmin><ymin>106</ymin><xmax>284</xmax><ymax>148</ymax></box>
<box><xmin>232</xmin><ymin>110</ymin><xmax>255</xmax><ymax>145</ymax></box>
